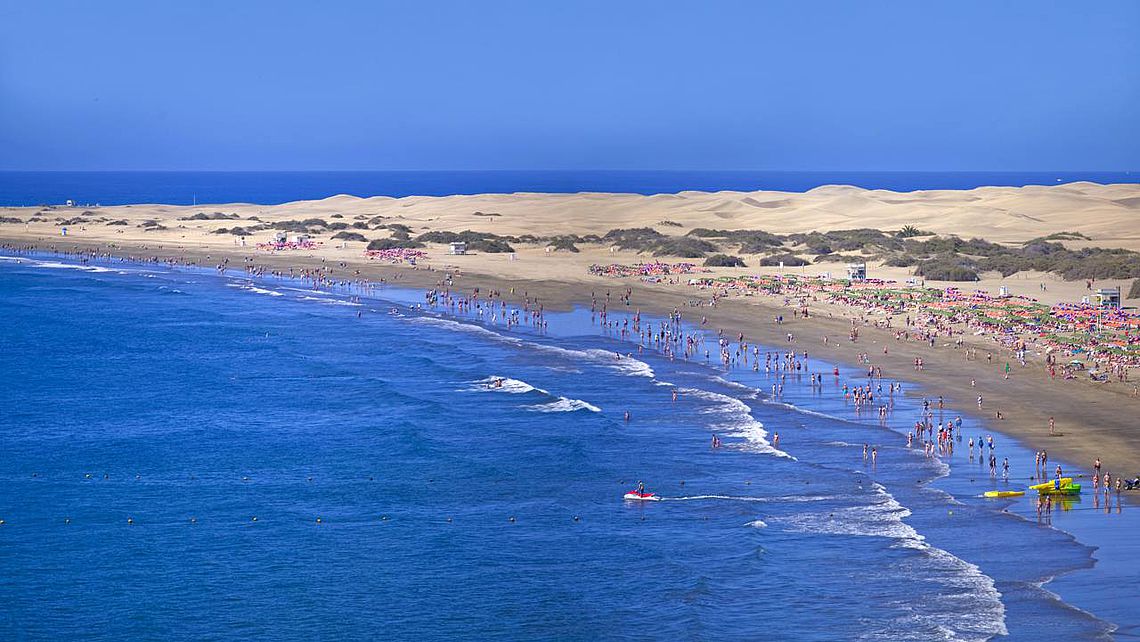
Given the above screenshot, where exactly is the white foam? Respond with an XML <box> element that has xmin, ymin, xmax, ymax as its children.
<box><xmin>226</xmin><ymin>282</ymin><xmax>284</xmax><ymax>296</ymax></box>
<box><xmin>680</xmin><ymin>388</ymin><xmax>795</xmax><ymax>460</ymax></box>
<box><xmin>467</xmin><ymin>376</ymin><xmax>546</xmax><ymax>395</ymax></box>
<box><xmin>407</xmin><ymin>315</ymin><xmax>657</xmax><ymax>380</ymax></box>
<box><xmin>411</xmin><ymin>315</ymin><xmax>522</xmax><ymax>344</ymax></box>
<box><xmin>713</xmin><ymin>375</ymin><xmax>761</xmax><ymax>398</ymax></box>
<box><xmin>745</xmin><ymin>519</ymin><xmax>767</xmax><ymax>528</ymax></box>
<box><xmin>665</xmin><ymin>494</ymin><xmax>832</xmax><ymax>503</ymax></box>
<box><xmin>587</xmin><ymin>349</ymin><xmax>655</xmax><ymax>378</ymax></box>
<box><xmin>774</xmin><ymin>483</ymin><xmax>1007</xmax><ymax>640</ymax></box>
<box><xmin>26</xmin><ymin>259</ymin><xmax>114</xmax><ymax>273</ymax></box>
<box><xmin>297</xmin><ymin>295</ymin><xmax>361</xmax><ymax>307</ymax></box>
<box><xmin>525</xmin><ymin>397</ymin><xmax>601</xmax><ymax>413</ymax></box>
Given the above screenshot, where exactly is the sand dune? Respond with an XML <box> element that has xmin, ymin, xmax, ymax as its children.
<box><xmin>7</xmin><ymin>181</ymin><xmax>1139</xmax><ymax>243</ymax></box>
<box><xmin>3</xmin><ymin>182</ymin><xmax>1139</xmax><ymax>307</ymax></box>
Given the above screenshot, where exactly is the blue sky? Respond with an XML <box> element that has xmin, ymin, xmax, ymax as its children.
<box><xmin>1</xmin><ymin>0</ymin><xmax>1137</xmax><ymax>171</ymax></box>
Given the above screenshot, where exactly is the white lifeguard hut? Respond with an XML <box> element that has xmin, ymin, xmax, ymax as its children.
<box><xmin>449</xmin><ymin>241</ymin><xmax>467</xmax><ymax>256</ymax></box>
<box><xmin>846</xmin><ymin>262</ymin><xmax>867</xmax><ymax>281</ymax></box>
<box><xmin>998</xmin><ymin>286</ymin><xmax>1009</xmax><ymax>297</ymax></box>
<box><xmin>272</xmin><ymin>231</ymin><xmax>288</xmax><ymax>244</ymax></box>
<box><xmin>289</xmin><ymin>233</ymin><xmax>310</xmax><ymax>244</ymax></box>
<box><xmin>1095</xmin><ymin>287</ymin><xmax>1121</xmax><ymax>308</ymax></box>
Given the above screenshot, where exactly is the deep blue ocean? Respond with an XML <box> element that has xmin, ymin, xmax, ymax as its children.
<box><xmin>2</xmin><ymin>253</ymin><xmax>1138</xmax><ymax>640</ymax></box>
<box><xmin>0</xmin><ymin>170</ymin><xmax>1136</xmax><ymax>206</ymax></box>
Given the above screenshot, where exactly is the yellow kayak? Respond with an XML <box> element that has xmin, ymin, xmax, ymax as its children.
<box><xmin>1040</xmin><ymin>484</ymin><xmax>1081</xmax><ymax>496</ymax></box>
<box><xmin>1029</xmin><ymin>478</ymin><xmax>1072</xmax><ymax>491</ymax></box>
<box><xmin>984</xmin><ymin>490</ymin><xmax>1025</xmax><ymax>498</ymax></box>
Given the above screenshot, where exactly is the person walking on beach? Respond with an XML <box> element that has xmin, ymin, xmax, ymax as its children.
<box><xmin>1002</xmin><ymin>457</ymin><xmax>1009</xmax><ymax>481</ymax></box>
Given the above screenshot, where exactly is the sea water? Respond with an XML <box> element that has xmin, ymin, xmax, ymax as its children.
<box><xmin>0</xmin><ymin>255</ymin><xmax>1131</xmax><ymax>640</ymax></box>
<box><xmin>0</xmin><ymin>170</ymin><xmax>1137</xmax><ymax>206</ymax></box>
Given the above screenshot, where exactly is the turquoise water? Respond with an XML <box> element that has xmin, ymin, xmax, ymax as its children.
<box><xmin>0</xmin><ymin>254</ymin><xmax>1134</xmax><ymax>640</ymax></box>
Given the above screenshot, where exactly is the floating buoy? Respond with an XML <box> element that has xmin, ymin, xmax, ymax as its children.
<box><xmin>380</xmin><ymin>515</ymin><xmax>389</xmax><ymax>521</ymax></box>
<box><xmin>242</xmin><ymin>476</ymin><xmax>250</xmax><ymax>482</ymax></box>
<box><xmin>64</xmin><ymin>517</ymin><xmax>71</xmax><ymax>524</ymax></box>
<box><xmin>127</xmin><ymin>517</ymin><xmax>134</xmax><ymax>525</ymax></box>
<box><xmin>251</xmin><ymin>516</ymin><xmax>258</xmax><ymax>522</ymax></box>
<box><xmin>0</xmin><ymin>519</ymin><xmax>5</xmax><ymax>526</ymax></box>
<box><xmin>307</xmin><ymin>477</ymin><xmax>313</xmax><ymax>482</ymax></box>
<box><xmin>948</xmin><ymin>510</ymin><xmax>954</xmax><ymax>516</ymax></box>
<box><xmin>103</xmin><ymin>474</ymin><xmax>109</xmax><ymax>480</ymax></box>
<box><xmin>135</xmin><ymin>474</ymin><xmax>140</xmax><ymax>480</ymax></box>
<box><xmin>573</xmin><ymin>516</ymin><xmax>580</xmax><ymax>522</ymax></box>
<box><xmin>31</xmin><ymin>472</ymin><xmax>38</xmax><ymax>478</ymax></box>
<box><xmin>316</xmin><ymin>517</ymin><xmax>322</xmax><ymax>523</ymax></box>
<box><xmin>679</xmin><ymin>480</ymin><xmax>685</xmax><ymax>486</ymax></box>
<box><xmin>85</xmin><ymin>474</ymin><xmax>92</xmax><ymax>479</ymax></box>
<box><xmin>508</xmin><ymin>516</ymin><xmax>516</xmax><ymax>523</ymax></box>
<box><xmin>446</xmin><ymin>517</ymin><xmax>453</xmax><ymax>523</ymax></box>
<box><xmin>745</xmin><ymin>480</ymin><xmax>751</xmax><ymax>485</ymax></box>
<box><xmin>190</xmin><ymin>517</ymin><xmax>197</xmax><ymax>524</ymax></box>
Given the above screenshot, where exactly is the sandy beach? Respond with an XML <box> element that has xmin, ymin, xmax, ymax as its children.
<box><xmin>3</xmin><ymin>181</ymin><xmax>1139</xmax><ymax>479</ymax></box>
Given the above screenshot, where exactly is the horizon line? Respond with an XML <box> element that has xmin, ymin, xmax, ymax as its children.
<box><xmin>1</xmin><ymin>168</ymin><xmax>1136</xmax><ymax>174</ymax></box>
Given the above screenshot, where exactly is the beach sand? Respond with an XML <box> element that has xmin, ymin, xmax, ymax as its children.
<box><xmin>3</xmin><ymin>181</ymin><xmax>1140</xmax><ymax>478</ymax></box>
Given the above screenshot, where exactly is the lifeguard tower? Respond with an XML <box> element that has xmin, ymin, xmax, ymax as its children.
<box><xmin>449</xmin><ymin>241</ymin><xmax>467</xmax><ymax>255</ymax></box>
<box><xmin>1095</xmin><ymin>287</ymin><xmax>1121</xmax><ymax>308</ymax></box>
<box><xmin>846</xmin><ymin>262</ymin><xmax>867</xmax><ymax>281</ymax></box>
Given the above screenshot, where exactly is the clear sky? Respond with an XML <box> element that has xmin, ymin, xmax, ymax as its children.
<box><xmin>1</xmin><ymin>0</ymin><xmax>1137</xmax><ymax>171</ymax></box>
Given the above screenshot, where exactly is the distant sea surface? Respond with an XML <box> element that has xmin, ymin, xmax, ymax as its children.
<box><xmin>0</xmin><ymin>170</ymin><xmax>1136</xmax><ymax>206</ymax></box>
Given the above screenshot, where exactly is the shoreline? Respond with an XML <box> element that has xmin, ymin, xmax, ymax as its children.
<box><xmin>5</xmin><ymin>235</ymin><xmax>1139</xmax><ymax>483</ymax></box>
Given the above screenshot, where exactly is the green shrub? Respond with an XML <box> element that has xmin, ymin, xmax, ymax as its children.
<box><xmin>367</xmin><ymin>238</ymin><xmax>423</xmax><ymax>250</ymax></box>
<box><xmin>759</xmin><ymin>253</ymin><xmax>809</xmax><ymax>267</ymax></box>
<box><xmin>704</xmin><ymin>254</ymin><xmax>747</xmax><ymax>267</ymax></box>
<box><xmin>547</xmin><ymin>237</ymin><xmax>580</xmax><ymax>253</ymax></box>
<box><xmin>915</xmin><ymin>255</ymin><xmax>979</xmax><ymax>281</ymax></box>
